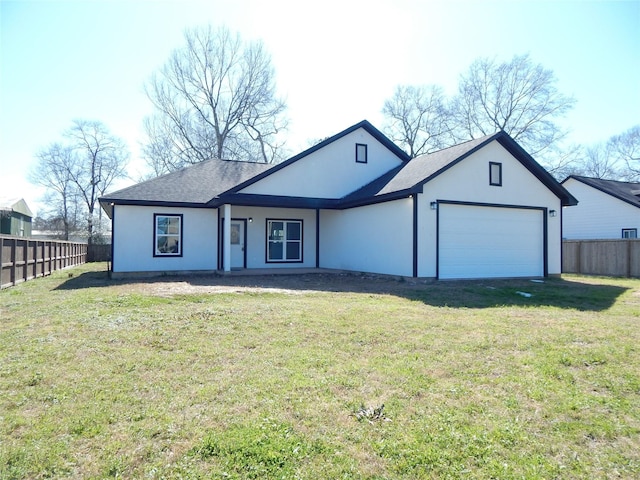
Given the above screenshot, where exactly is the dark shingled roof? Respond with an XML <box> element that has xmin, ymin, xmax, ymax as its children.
<box><xmin>342</xmin><ymin>132</ymin><xmax>577</xmax><ymax>207</ymax></box>
<box><xmin>100</xmin><ymin>158</ymin><xmax>273</xmax><ymax>206</ymax></box>
<box><xmin>100</xmin><ymin>124</ymin><xmax>577</xmax><ymax>215</ymax></box>
<box><xmin>563</xmin><ymin>175</ymin><xmax>640</xmax><ymax>209</ymax></box>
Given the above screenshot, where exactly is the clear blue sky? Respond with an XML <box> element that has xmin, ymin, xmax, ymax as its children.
<box><xmin>1</xmin><ymin>0</ymin><xmax>639</xmax><ymax>216</ymax></box>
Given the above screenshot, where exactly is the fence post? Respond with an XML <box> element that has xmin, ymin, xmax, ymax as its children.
<box><xmin>576</xmin><ymin>241</ymin><xmax>581</xmax><ymax>275</ymax></box>
<box><xmin>23</xmin><ymin>238</ymin><xmax>28</xmax><ymax>283</ymax></box>
<box><xmin>628</xmin><ymin>240</ymin><xmax>632</xmax><ymax>278</ymax></box>
<box><xmin>10</xmin><ymin>237</ymin><xmax>17</xmax><ymax>286</ymax></box>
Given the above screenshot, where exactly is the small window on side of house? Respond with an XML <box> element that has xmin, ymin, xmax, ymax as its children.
<box><xmin>489</xmin><ymin>162</ymin><xmax>502</xmax><ymax>186</ymax></box>
<box><xmin>154</xmin><ymin>214</ymin><xmax>183</xmax><ymax>256</ymax></box>
<box><xmin>356</xmin><ymin>143</ymin><xmax>368</xmax><ymax>164</ymax></box>
<box><xmin>622</xmin><ymin>228</ymin><xmax>637</xmax><ymax>239</ymax></box>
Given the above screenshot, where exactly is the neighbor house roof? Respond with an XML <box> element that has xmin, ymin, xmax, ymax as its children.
<box><xmin>0</xmin><ymin>197</ymin><xmax>33</xmax><ymax>217</ymax></box>
<box><xmin>562</xmin><ymin>175</ymin><xmax>640</xmax><ymax>209</ymax></box>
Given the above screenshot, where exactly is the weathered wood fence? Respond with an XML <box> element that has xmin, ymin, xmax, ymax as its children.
<box><xmin>87</xmin><ymin>244</ymin><xmax>111</xmax><ymax>262</ymax></box>
<box><xmin>563</xmin><ymin>239</ymin><xmax>640</xmax><ymax>278</ymax></box>
<box><xmin>1</xmin><ymin>236</ymin><xmax>88</xmax><ymax>289</ymax></box>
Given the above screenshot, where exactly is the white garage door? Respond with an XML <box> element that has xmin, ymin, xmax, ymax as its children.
<box><xmin>438</xmin><ymin>204</ymin><xmax>544</xmax><ymax>279</ymax></box>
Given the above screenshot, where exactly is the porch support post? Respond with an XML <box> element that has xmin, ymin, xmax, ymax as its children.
<box><xmin>413</xmin><ymin>194</ymin><xmax>418</xmax><ymax>278</ymax></box>
<box><xmin>315</xmin><ymin>209</ymin><xmax>320</xmax><ymax>268</ymax></box>
<box><xmin>223</xmin><ymin>204</ymin><xmax>231</xmax><ymax>272</ymax></box>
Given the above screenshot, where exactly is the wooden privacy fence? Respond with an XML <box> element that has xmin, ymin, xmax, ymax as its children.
<box><xmin>563</xmin><ymin>239</ymin><xmax>640</xmax><ymax>278</ymax></box>
<box><xmin>1</xmin><ymin>236</ymin><xmax>87</xmax><ymax>289</ymax></box>
<box><xmin>87</xmin><ymin>244</ymin><xmax>111</xmax><ymax>262</ymax></box>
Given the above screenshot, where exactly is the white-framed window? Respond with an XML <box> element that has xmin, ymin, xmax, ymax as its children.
<box><xmin>356</xmin><ymin>143</ymin><xmax>368</xmax><ymax>164</ymax></box>
<box><xmin>154</xmin><ymin>214</ymin><xmax>183</xmax><ymax>256</ymax></box>
<box><xmin>266</xmin><ymin>219</ymin><xmax>302</xmax><ymax>262</ymax></box>
<box><xmin>622</xmin><ymin>228</ymin><xmax>637</xmax><ymax>239</ymax></box>
<box><xmin>489</xmin><ymin>162</ymin><xmax>502</xmax><ymax>186</ymax></box>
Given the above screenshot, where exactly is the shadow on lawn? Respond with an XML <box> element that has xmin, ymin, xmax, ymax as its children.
<box><xmin>401</xmin><ymin>278</ymin><xmax>629</xmax><ymax>311</ymax></box>
<box><xmin>54</xmin><ymin>268</ymin><xmax>631</xmax><ymax>312</ymax></box>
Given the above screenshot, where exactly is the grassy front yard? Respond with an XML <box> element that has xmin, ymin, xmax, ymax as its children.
<box><xmin>1</xmin><ymin>263</ymin><xmax>639</xmax><ymax>479</ymax></box>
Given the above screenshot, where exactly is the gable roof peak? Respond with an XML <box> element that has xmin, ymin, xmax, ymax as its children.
<box><xmin>222</xmin><ymin>119</ymin><xmax>411</xmax><ymax>195</ymax></box>
<box><xmin>315</xmin><ymin>119</ymin><xmax>410</xmax><ymax>162</ymax></box>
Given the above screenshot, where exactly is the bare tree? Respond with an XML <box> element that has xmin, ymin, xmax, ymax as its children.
<box><xmin>562</xmin><ymin>125</ymin><xmax>640</xmax><ymax>182</ymax></box>
<box><xmin>30</xmin><ymin>143</ymin><xmax>78</xmax><ymax>240</ymax></box>
<box><xmin>143</xmin><ymin>25</ymin><xmax>287</xmax><ymax>174</ymax></box>
<box><xmin>542</xmin><ymin>143</ymin><xmax>585</xmax><ymax>181</ymax></box>
<box><xmin>65</xmin><ymin>120</ymin><xmax>129</xmax><ymax>243</ymax></box>
<box><xmin>608</xmin><ymin>125</ymin><xmax>640</xmax><ymax>180</ymax></box>
<box><xmin>382</xmin><ymin>85</ymin><xmax>450</xmax><ymax>157</ymax></box>
<box><xmin>450</xmin><ymin>54</ymin><xmax>576</xmax><ymax>158</ymax></box>
<box><xmin>577</xmin><ymin>144</ymin><xmax>623</xmax><ymax>179</ymax></box>
<box><xmin>30</xmin><ymin>120</ymin><xmax>129</xmax><ymax>243</ymax></box>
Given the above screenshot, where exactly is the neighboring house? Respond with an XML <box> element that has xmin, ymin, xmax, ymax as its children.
<box><xmin>99</xmin><ymin>120</ymin><xmax>577</xmax><ymax>280</ymax></box>
<box><xmin>31</xmin><ymin>230</ymin><xmax>89</xmax><ymax>243</ymax></box>
<box><xmin>561</xmin><ymin>175</ymin><xmax>640</xmax><ymax>239</ymax></box>
<box><xmin>0</xmin><ymin>197</ymin><xmax>33</xmax><ymax>237</ymax></box>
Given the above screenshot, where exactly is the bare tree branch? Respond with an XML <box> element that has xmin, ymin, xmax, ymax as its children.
<box><xmin>450</xmin><ymin>54</ymin><xmax>576</xmax><ymax>158</ymax></box>
<box><xmin>381</xmin><ymin>85</ymin><xmax>451</xmax><ymax>158</ymax></box>
<box><xmin>608</xmin><ymin>125</ymin><xmax>640</xmax><ymax>180</ymax></box>
<box><xmin>30</xmin><ymin>120</ymin><xmax>129</xmax><ymax>243</ymax></box>
<box><xmin>29</xmin><ymin>143</ymin><xmax>78</xmax><ymax>240</ymax></box>
<box><xmin>143</xmin><ymin>25</ymin><xmax>288</xmax><ymax>173</ymax></box>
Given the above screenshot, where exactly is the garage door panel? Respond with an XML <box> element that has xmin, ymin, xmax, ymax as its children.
<box><xmin>439</xmin><ymin>204</ymin><xmax>544</xmax><ymax>279</ymax></box>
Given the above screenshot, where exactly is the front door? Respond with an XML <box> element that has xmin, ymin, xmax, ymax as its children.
<box><xmin>230</xmin><ymin>220</ymin><xmax>246</xmax><ymax>269</ymax></box>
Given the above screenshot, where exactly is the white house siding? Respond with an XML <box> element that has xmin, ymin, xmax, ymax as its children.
<box><xmin>239</xmin><ymin>128</ymin><xmax>404</xmax><ymax>199</ymax></box>
<box><xmin>417</xmin><ymin>141</ymin><xmax>563</xmax><ymax>277</ymax></box>
<box><xmin>227</xmin><ymin>206</ymin><xmax>318</xmax><ymax>269</ymax></box>
<box><xmin>112</xmin><ymin>205</ymin><xmax>218</xmax><ymax>273</ymax></box>
<box><xmin>319</xmin><ymin>199</ymin><xmax>414</xmax><ymax>277</ymax></box>
<box><xmin>562</xmin><ymin>178</ymin><xmax>639</xmax><ymax>239</ymax></box>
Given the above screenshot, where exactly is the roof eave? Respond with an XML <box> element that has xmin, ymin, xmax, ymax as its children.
<box><xmin>98</xmin><ymin>198</ymin><xmax>211</xmax><ymax>219</ymax></box>
<box><xmin>215</xmin><ymin>193</ymin><xmax>341</xmax><ymax>209</ymax></box>
<box><xmin>338</xmin><ymin>188</ymin><xmax>419</xmax><ymax>209</ymax></box>
<box><xmin>563</xmin><ymin>175</ymin><xmax>639</xmax><ymax>209</ymax></box>
<box><xmin>494</xmin><ymin>134</ymin><xmax>578</xmax><ymax>206</ymax></box>
<box><xmin>410</xmin><ymin>133</ymin><xmax>502</xmax><ymax>193</ymax></box>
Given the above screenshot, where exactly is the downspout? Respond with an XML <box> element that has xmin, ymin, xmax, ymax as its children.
<box><xmin>110</xmin><ymin>203</ymin><xmax>115</xmax><ymax>274</ymax></box>
<box><xmin>560</xmin><ymin>204</ymin><xmax>564</xmax><ymax>276</ymax></box>
<box><xmin>543</xmin><ymin>207</ymin><xmax>549</xmax><ymax>277</ymax></box>
<box><xmin>413</xmin><ymin>194</ymin><xmax>418</xmax><ymax>278</ymax></box>
<box><xmin>216</xmin><ymin>207</ymin><xmax>221</xmax><ymax>270</ymax></box>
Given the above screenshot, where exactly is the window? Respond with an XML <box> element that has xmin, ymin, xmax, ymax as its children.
<box><xmin>489</xmin><ymin>162</ymin><xmax>502</xmax><ymax>186</ymax></box>
<box><xmin>622</xmin><ymin>228</ymin><xmax>637</xmax><ymax>239</ymax></box>
<box><xmin>154</xmin><ymin>214</ymin><xmax>183</xmax><ymax>256</ymax></box>
<box><xmin>356</xmin><ymin>143</ymin><xmax>368</xmax><ymax>163</ymax></box>
<box><xmin>267</xmin><ymin>219</ymin><xmax>302</xmax><ymax>262</ymax></box>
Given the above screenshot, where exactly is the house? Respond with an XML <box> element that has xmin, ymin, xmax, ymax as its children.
<box><xmin>0</xmin><ymin>197</ymin><xmax>33</xmax><ymax>237</ymax></box>
<box><xmin>99</xmin><ymin>120</ymin><xmax>577</xmax><ymax>280</ymax></box>
<box><xmin>561</xmin><ymin>175</ymin><xmax>640</xmax><ymax>239</ymax></box>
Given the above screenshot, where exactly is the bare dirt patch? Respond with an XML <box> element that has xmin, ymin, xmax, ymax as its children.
<box><xmin>124</xmin><ymin>272</ymin><xmax>425</xmax><ymax>297</ymax></box>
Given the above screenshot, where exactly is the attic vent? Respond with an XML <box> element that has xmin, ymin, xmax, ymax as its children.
<box><xmin>356</xmin><ymin>143</ymin><xmax>368</xmax><ymax>164</ymax></box>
